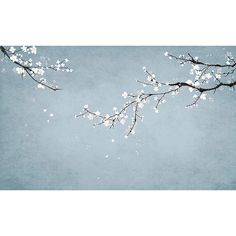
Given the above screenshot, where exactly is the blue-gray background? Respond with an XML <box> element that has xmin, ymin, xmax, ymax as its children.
<box><xmin>0</xmin><ymin>46</ymin><xmax>236</xmax><ymax>189</ymax></box>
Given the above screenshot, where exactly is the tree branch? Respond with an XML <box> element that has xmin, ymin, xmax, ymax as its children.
<box><xmin>0</xmin><ymin>46</ymin><xmax>72</xmax><ymax>91</ymax></box>
<box><xmin>76</xmin><ymin>51</ymin><xmax>236</xmax><ymax>137</ymax></box>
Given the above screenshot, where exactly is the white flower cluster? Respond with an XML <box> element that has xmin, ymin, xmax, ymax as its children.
<box><xmin>2</xmin><ymin>46</ymin><xmax>73</xmax><ymax>90</ymax></box>
<box><xmin>122</xmin><ymin>91</ymin><xmax>128</xmax><ymax>98</ymax></box>
<box><xmin>10</xmin><ymin>55</ymin><xmax>18</xmax><ymax>62</ymax></box>
<box><xmin>164</xmin><ymin>51</ymin><xmax>172</xmax><ymax>59</ymax></box>
<box><xmin>51</xmin><ymin>59</ymin><xmax>72</xmax><ymax>72</ymax></box>
<box><xmin>32</xmin><ymin>67</ymin><xmax>45</xmax><ymax>75</ymax></box>
<box><xmin>16</xmin><ymin>67</ymin><xmax>26</xmax><ymax>76</ymax></box>
<box><xmin>9</xmin><ymin>47</ymin><xmax>37</xmax><ymax>63</ymax></box>
<box><xmin>20</xmin><ymin>46</ymin><xmax>37</xmax><ymax>54</ymax></box>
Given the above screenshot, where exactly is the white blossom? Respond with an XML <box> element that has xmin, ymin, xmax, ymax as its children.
<box><xmin>32</xmin><ymin>68</ymin><xmax>39</xmax><ymax>74</ymax></box>
<box><xmin>10</xmin><ymin>55</ymin><xmax>18</xmax><ymax>62</ymax></box>
<box><xmin>16</xmin><ymin>67</ymin><xmax>25</xmax><ymax>75</ymax></box>
<box><xmin>204</xmin><ymin>73</ymin><xmax>211</xmax><ymax>80</ymax></box>
<box><xmin>122</xmin><ymin>92</ymin><xmax>128</xmax><ymax>98</ymax></box>
<box><xmin>30</xmin><ymin>46</ymin><xmax>37</xmax><ymax>54</ymax></box>
<box><xmin>138</xmin><ymin>103</ymin><xmax>144</xmax><ymax>108</ymax></box>
<box><xmin>87</xmin><ymin>114</ymin><xmax>94</xmax><ymax>120</ymax></box>
<box><xmin>21</xmin><ymin>46</ymin><xmax>27</xmax><ymax>52</ymax></box>
<box><xmin>129</xmin><ymin>129</ymin><xmax>135</xmax><ymax>135</ymax></box>
<box><xmin>186</xmin><ymin>79</ymin><xmax>193</xmax><ymax>85</ymax></box>
<box><xmin>9</xmin><ymin>46</ymin><xmax>16</xmax><ymax>53</ymax></box>
<box><xmin>193</xmin><ymin>65</ymin><xmax>200</xmax><ymax>70</ymax></box>
<box><xmin>147</xmin><ymin>75</ymin><xmax>152</xmax><ymax>81</ymax></box>
<box><xmin>153</xmin><ymin>86</ymin><xmax>159</xmax><ymax>92</ymax></box>
<box><xmin>36</xmin><ymin>62</ymin><xmax>42</xmax><ymax>66</ymax></box>
<box><xmin>103</xmin><ymin>120</ymin><xmax>110</xmax><ymax>127</ymax></box>
<box><xmin>37</xmin><ymin>84</ymin><xmax>45</xmax><ymax>89</ymax></box>
<box><xmin>200</xmin><ymin>93</ymin><xmax>207</xmax><ymax>100</ymax></box>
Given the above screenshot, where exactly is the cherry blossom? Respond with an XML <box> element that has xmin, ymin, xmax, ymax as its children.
<box><xmin>10</xmin><ymin>55</ymin><xmax>18</xmax><ymax>62</ymax></box>
<box><xmin>0</xmin><ymin>46</ymin><xmax>72</xmax><ymax>91</ymax></box>
<box><xmin>122</xmin><ymin>92</ymin><xmax>128</xmax><ymax>98</ymax></box>
<box><xmin>9</xmin><ymin>46</ymin><xmax>16</xmax><ymax>53</ymax></box>
<box><xmin>30</xmin><ymin>46</ymin><xmax>37</xmax><ymax>54</ymax></box>
<box><xmin>37</xmin><ymin>84</ymin><xmax>45</xmax><ymax>89</ymax></box>
<box><xmin>16</xmin><ymin>67</ymin><xmax>26</xmax><ymax>75</ymax></box>
<box><xmin>77</xmin><ymin>51</ymin><xmax>236</xmax><ymax>137</ymax></box>
<box><xmin>200</xmin><ymin>93</ymin><xmax>207</xmax><ymax>100</ymax></box>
